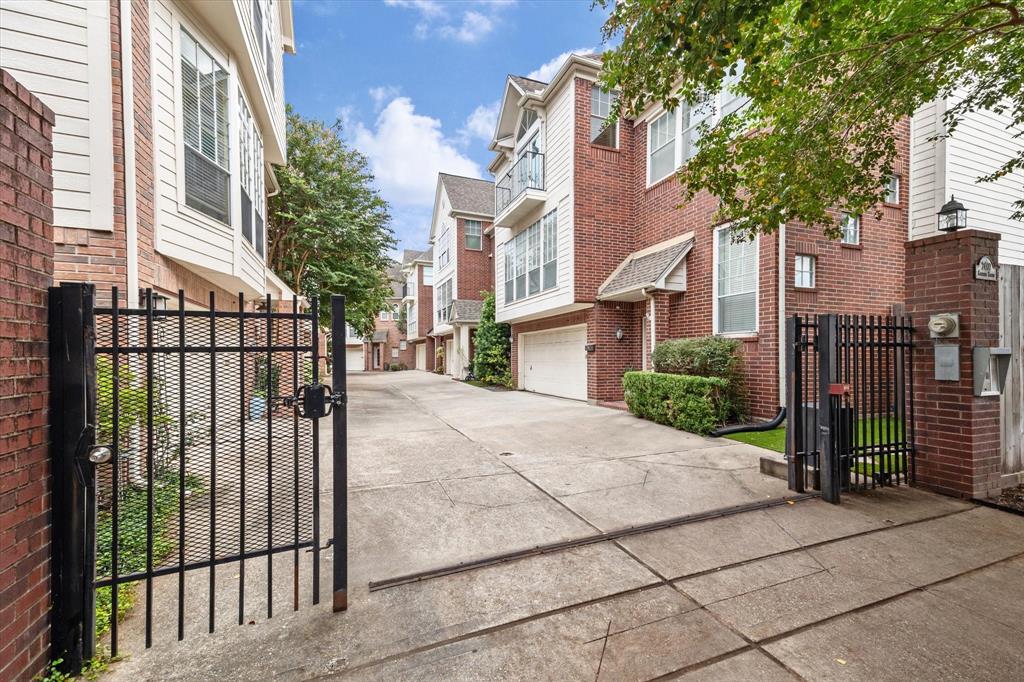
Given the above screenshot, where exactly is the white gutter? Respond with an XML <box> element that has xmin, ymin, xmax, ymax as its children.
<box><xmin>643</xmin><ymin>288</ymin><xmax>656</xmax><ymax>372</ymax></box>
<box><xmin>777</xmin><ymin>224</ymin><xmax>787</xmax><ymax>407</ymax></box>
<box><xmin>120</xmin><ymin>0</ymin><xmax>139</xmax><ymax>306</ymax></box>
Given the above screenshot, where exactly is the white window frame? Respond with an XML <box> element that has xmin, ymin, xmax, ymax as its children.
<box><xmin>884</xmin><ymin>174</ymin><xmax>900</xmax><ymax>204</ymax></box>
<box><xmin>794</xmin><ymin>254</ymin><xmax>816</xmax><ymax>289</ymax></box>
<box><xmin>502</xmin><ymin>209</ymin><xmax>558</xmax><ymax>305</ymax></box>
<box><xmin>712</xmin><ymin>224</ymin><xmax>759</xmax><ymax>336</ymax></box>
<box><xmin>423</xmin><ymin>265</ymin><xmax>433</xmax><ymax>286</ymax></box>
<box><xmin>438</xmin><ymin>225</ymin><xmax>451</xmax><ymax>267</ymax></box>
<box><xmin>177</xmin><ymin>24</ymin><xmax>233</xmax><ymax>226</ymax></box>
<box><xmin>399</xmin><ymin>340</ymin><xmax>407</xmax><ymax>351</ymax></box>
<box><xmin>464</xmin><ymin>220</ymin><xmax>482</xmax><ymax>250</ymax></box>
<box><xmin>840</xmin><ymin>212</ymin><xmax>861</xmax><ymax>245</ymax></box>
<box><xmin>590</xmin><ymin>85</ymin><xmax>618</xmax><ymax>148</ymax></box>
<box><xmin>647</xmin><ymin>109</ymin><xmax>677</xmax><ymax>186</ymax></box>
<box><xmin>435</xmin><ymin>278</ymin><xmax>453</xmax><ymax>324</ymax></box>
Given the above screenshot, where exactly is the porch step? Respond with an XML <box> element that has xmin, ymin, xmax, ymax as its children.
<box><xmin>759</xmin><ymin>452</ymin><xmax>788</xmax><ymax>481</ymax></box>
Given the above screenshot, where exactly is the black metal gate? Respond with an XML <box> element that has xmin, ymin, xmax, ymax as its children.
<box><xmin>49</xmin><ymin>283</ymin><xmax>349</xmax><ymax>670</ymax></box>
<box><xmin>786</xmin><ymin>313</ymin><xmax>916</xmax><ymax>503</ymax></box>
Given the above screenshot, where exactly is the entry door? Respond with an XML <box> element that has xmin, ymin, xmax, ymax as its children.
<box><xmin>445</xmin><ymin>339</ymin><xmax>454</xmax><ymax>375</ymax></box>
<box><xmin>416</xmin><ymin>343</ymin><xmax>426</xmax><ymax>370</ymax></box>
<box><xmin>521</xmin><ymin>325</ymin><xmax>587</xmax><ymax>400</ymax></box>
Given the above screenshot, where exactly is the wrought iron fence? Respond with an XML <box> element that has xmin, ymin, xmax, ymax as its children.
<box><xmin>495</xmin><ymin>151</ymin><xmax>544</xmax><ymax>216</ymax></box>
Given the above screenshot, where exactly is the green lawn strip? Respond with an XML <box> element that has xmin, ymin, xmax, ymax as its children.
<box><xmin>724</xmin><ymin>416</ymin><xmax>906</xmax><ymax>461</ymax></box>
<box><xmin>94</xmin><ymin>472</ymin><xmax>201</xmax><ymax>639</ymax></box>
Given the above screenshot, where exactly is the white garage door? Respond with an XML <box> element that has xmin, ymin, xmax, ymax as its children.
<box><xmin>521</xmin><ymin>325</ymin><xmax>587</xmax><ymax>401</ymax></box>
<box><xmin>415</xmin><ymin>343</ymin><xmax>426</xmax><ymax>370</ymax></box>
<box><xmin>345</xmin><ymin>347</ymin><xmax>364</xmax><ymax>372</ymax></box>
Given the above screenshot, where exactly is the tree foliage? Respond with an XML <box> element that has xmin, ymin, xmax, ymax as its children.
<box><xmin>472</xmin><ymin>292</ymin><xmax>512</xmax><ymax>386</ymax></box>
<box><xmin>268</xmin><ymin>106</ymin><xmax>395</xmax><ymax>333</ymax></box>
<box><xmin>599</xmin><ymin>0</ymin><xmax>1024</xmax><ymax>239</ymax></box>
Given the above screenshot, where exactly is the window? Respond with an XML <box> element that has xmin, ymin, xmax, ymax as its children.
<box><xmin>715</xmin><ymin>227</ymin><xmax>758</xmax><ymax>335</ymax></box>
<box><xmin>719</xmin><ymin>60</ymin><xmax>748</xmax><ymax>118</ymax></box>
<box><xmin>795</xmin><ymin>255</ymin><xmax>816</xmax><ymax>288</ymax></box>
<box><xmin>392</xmin><ymin>304</ymin><xmax>400</xmax><ymax>319</ymax></box>
<box><xmin>252</xmin><ymin>0</ymin><xmax>275</xmax><ymax>97</ymax></box>
<box><xmin>423</xmin><ymin>266</ymin><xmax>433</xmax><ymax>286</ymax></box>
<box><xmin>884</xmin><ymin>175</ymin><xmax>900</xmax><ymax>204</ymax></box>
<box><xmin>840</xmin><ymin>212</ymin><xmax>860</xmax><ymax>245</ymax></box>
<box><xmin>438</xmin><ymin>226</ymin><xmax>450</xmax><ymax>267</ymax></box>
<box><xmin>435</xmin><ymin>278</ymin><xmax>453</xmax><ymax>324</ymax></box>
<box><xmin>237</xmin><ymin>93</ymin><xmax>264</xmax><ymax>255</ymax></box>
<box><xmin>503</xmin><ymin>209</ymin><xmax>558</xmax><ymax>304</ymax></box>
<box><xmin>464</xmin><ymin>220</ymin><xmax>482</xmax><ymax>250</ymax></box>
<box><xmin>516</xmin><ymin>109</ymin><xmax>538</xmax><ymax>142</ymax></box>
<box><xmin>380</xmin><ymin>309</ymin><xmax>389</xmax><ymax>321</ymax></box>
<box><xmin>180</xmin><ymin>29</ymin><xmax>230</xmax><ymax>223</ymax></box>
<box><xmin>399</xmin><ymin>340</ymin><xmax>407</xmax><ymax>351</ymax></box>
<box><xmin>590</xmin><ymin>86</ymin><xmax>618</xmax><ymax>147</ymax></box>
<box><xmin>391</xmin><ymin>347</ymin><xmax>399</xmax><ymax>359</ymax></box>
<box><xmin>681</xmin><ymin>98</ymin><xmax>713</xmax><ymax>163</ymax></box>
<box><xmin>648</xmin><ymin>109</ymin><xmax>676</xmax><ymax>184</ymax></box>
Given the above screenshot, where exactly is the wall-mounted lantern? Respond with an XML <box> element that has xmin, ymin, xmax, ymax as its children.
<box><xmin>615</xmin><ymin>327</ymin><xmax>624</xmax><ymax>341</ymax></box>
<box><xmin>937</xmin><ymin>195</ymin><xmax>968</xmax><ymax>232</ymax></box>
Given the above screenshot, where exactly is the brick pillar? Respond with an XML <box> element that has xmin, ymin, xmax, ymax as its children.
<box><xmin>0</xmin><ymin>69</ymin><xmax>56</xmax><ymax>682</ymax></box>
<box><xmin>904</xmin><ymin>229</ymin><xmax>1003</xmax><ymax>498</ymax></box>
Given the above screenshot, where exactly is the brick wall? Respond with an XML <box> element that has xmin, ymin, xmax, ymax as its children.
<box><xmin>905</xmin><ymin>230</ymin><xmax>1003</xmax><ymax>498</ymax></box>
<box><xmin>364</xmin><ymin>310</ymin><xmax>414</xmax><ymax>371</ymax></box>
<box><xmin>0</xmin><ymin>68</ymin><xmax>55</xmax><ymax>682</ymax></box>
<box><xmin>416</xmin><ymin>264</ymin><xmax>433</xmax><ymax>339</ymax></box>
<box><xmin>455</xmin><ymin>218</ymin><xmax>493</xmax><ymax>299</ymax></box>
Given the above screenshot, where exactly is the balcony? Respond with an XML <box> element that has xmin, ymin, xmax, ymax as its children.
<box><xmin>494</xmin><ymin>151</ymin><xmax>546</xmax><ymax>227</ymax></box>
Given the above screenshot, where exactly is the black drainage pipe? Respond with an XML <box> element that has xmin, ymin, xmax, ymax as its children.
<box><xmin>710</xmin><ymin>406</ymin><xmax>786</xmax><ymax>437</ymax></box>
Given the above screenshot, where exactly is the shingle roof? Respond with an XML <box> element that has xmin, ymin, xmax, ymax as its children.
<box><xmin>401</xmin><ymin>248</ymin><xmax>424</xmax><ymax>265</ymax></box>
<box><xmin>439</xmin><ymin>173</ymin><xmax>495</xmax><ymax>217</ymax></box>
<box><xmin>450</xmin><ymin>299</ymin><xmax>483</xmax><ymax>324</ymax></box>
<box><xmin>598</xmin><ymin>236</ymin><xmax>694</xmax><ymax>301</ymax></box>
<box><xmin>371</xmin><ymin>330</ymin><xmax>389</xmax><ymax>343</ymax></box>
<box><xmin>387</xmin><ymin>262</ymin><xmax>404</xmax><ymax>298</ymax></box>
<box><xmin>510</xmin><ymin>75</ymin><xmax>548</xmax><ymax>94</ymax></box>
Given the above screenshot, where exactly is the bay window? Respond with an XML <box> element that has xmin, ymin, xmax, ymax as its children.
<box><xmin>238</xmin><ymin>93</ymin><xmax>264</xmax><ymax>255</ymax></box>
<box><xmin>180</xmin><ymin>29</ymin><xmax>230</xmax><ymax>224</ymax></box>
<box><xmin>715</xmin><ymin>227</ymin><xmax>758</xmax><ymax>335</ymax></box>
<box><xmin>503</xmin><ymin>209</ymin><xmax>558</xmax><ymax>304</ymax></box>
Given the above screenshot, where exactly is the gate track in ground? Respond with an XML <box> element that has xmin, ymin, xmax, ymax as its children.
<box><xmin>331</xmin><ymin>383</ymin><xmax>1000</xmax><ymax>680</ymax></box>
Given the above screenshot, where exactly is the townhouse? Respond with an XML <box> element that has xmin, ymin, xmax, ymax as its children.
<box><xmin>484</xmin><ymin>52</ymin><xmax>1024</xmax><ymax>417</ymax></box>
<box><xmin>363</xmin><ymin>262</ymin><xmax>414</xmax><ymax>370</ymax></box>
<box><xmin>400</xmin><ymin>247</ymin><xmax>435</xmax><ymax>371</ymax></box>
<box><xmin>428</xmin><ymin>173</ymin><xmax>495</xmax><ymax>378</ymax></box>
<box><xmin>0</xmin><ymin>0</ymin><xmax>297</xmax><ymax>309</ymax></box>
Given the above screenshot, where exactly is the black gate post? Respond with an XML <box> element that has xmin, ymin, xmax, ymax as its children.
<box><xmin>49</xmin><ymin>282</ymin><xmax>97</xmax><ymax>671</ymax></box>
<box><xmin>817</xmin><ymin>314</ymin><xmax>841</xmax><ymax>504</ymax></box>
<box><xmin>785</xmin><ymin>315</ymin><xmax>805</xmax><ymax>492</ymax></box>
<box><xmin>330</xmin><ymin>295</ymin><xmax>348</xmax><ymax>611</ymax></box>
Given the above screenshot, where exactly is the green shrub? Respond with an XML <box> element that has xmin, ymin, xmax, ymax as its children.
<box><xmin>472</xmin><ymin>292</ymin><xmax>512</xmax><ymax>387</ymax></box>
<box><xmin>622</xmin><ymin>371</ymin><xmax>729</xmax><ymax>435</ymax></box>
<box><xmin>434</xmin><ymin>346</ymin><xmax>445</xmax><ymax>374</ymax></box>
<box><xmin>651</xmin><ymin>337</ymin><xmax>747</xmax><ymax>421</ymax></box>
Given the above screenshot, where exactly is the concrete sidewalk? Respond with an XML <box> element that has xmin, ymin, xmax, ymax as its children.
<box><xmin>104</xmin><ymin>372</ymin><xmax>1024</xmax><ymax>681</ymax></box>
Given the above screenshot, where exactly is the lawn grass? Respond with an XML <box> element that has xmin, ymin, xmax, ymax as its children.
<box><xmin>724</xmin><ymin>416</ymin><xmax>905</xmax><ymax>454</ymax></box>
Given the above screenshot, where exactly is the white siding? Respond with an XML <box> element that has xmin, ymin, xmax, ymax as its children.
<box><xmin>910</xmin><ymin>97</ymin><xmax>1024</xmax><ymax>266</ymax></box>
<box><xmin>0</xmin><ymin>0</ymin><xmax>114</xmax><ymax>230</ymax></box>
<box><xmin>431</xmin><ymin>186</ymin><xmax>457</xmax><ymax>323</ymax></box>
<box><xmin>495</xmin><ymin>78</ymin><xmax>576</xmax><ymax>323</ymax></box>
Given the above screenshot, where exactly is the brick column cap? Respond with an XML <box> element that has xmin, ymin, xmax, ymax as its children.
<box><xmin>905</xmin><ymin>228</ymin><xmax>1001</xmax><ymax>251</ymax></box>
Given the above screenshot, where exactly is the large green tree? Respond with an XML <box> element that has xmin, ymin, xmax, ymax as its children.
<box><xmin>599</xmin><ymin>0</ymin><xmax>1024</xmax><ymax>239</ymax></box>
<box><xmin>268</xmin><ymin>106</ymin><xmax>395</xmax><ymax>333</ymax></box>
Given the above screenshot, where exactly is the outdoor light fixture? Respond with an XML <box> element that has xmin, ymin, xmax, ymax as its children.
<box><xmin>937</xmin><ymin>195</ymin><xmax>968</xmax><ymax>232</ymax></box>
<box><xmin>615</xmin><ymin>327</ymin><xmax>624</xmax><ymax>341</ymax></box>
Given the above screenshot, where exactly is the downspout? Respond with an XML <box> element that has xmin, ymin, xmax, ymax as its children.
<box><xmin>119</xmin><ymin>0</ymin><xmax>139</xmax><ymax>306</ymax></box>
<box><xmin>643</xmin><ymin>288</ymin><xmax>655</xmax><ymax>371</ymax></box>
<box><xmin>777</xmin><ymin>224</ymin><xmax>787</xmax><ymax>407</ymax></box>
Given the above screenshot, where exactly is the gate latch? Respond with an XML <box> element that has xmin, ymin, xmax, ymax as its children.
<box><xmin>287</xmin><ymin>384</ymin><xmax>347</xmax><ymax>419</ymax></box>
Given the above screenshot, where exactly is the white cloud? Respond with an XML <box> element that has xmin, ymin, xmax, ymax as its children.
<box><xmin>351</xmin><ymin>97</ymin><xmax>482</xmax><ymax>210</ymax></box>
<box><xmin>459</xmin><ymin>101</ymin><xmax>499</xmax><ymax>144</ymax></box>
<box><xmin>385</xmin><ymin>0</ymin><xmax>511</xmax><ymax>43</ymax></box>
<box><xmin>526</xmin><ymin>47</ymin><xmax>597</xmax><ymax>82</ymax></box>
<box><xmin>368</xmin><ymin>85</ymin><xmax>401</xmax><ymax>111</ymax></box>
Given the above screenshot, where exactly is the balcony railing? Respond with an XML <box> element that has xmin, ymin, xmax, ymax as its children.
<box><xmin>495</xmin><ymin>151</ymin><xmax>545</xmax><ymax>216</ymax></box>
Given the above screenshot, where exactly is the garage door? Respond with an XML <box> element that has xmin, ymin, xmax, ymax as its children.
<box><xmin>415</xmin><ymin>343</ymin><xmax>426</xmax><ymax>370</ymax></box>
<box><xmin>521</xmin><ymin>325</ymin><xmax>587</xmax><ymax>400</ymax></box>
<box><xmin>345</xmin><ymin>347</ymin><xmax>364</xmax><ymax>372</ymax></box>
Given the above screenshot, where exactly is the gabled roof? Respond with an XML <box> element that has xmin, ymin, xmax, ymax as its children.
<box><xmin>450</xmin><ymin>299</ymin><xmax>483</xmax><ymax>324</ymax></box>
<box><xmin>386</xmin><ymin>262</ymin><xmax>404</xmax><ymax>298</ymax></box>
<box><xmin>597</xmin><ymin>233</ymin><xmax>694</xmax><ymax>302</ymax></box>
<box><xmin>401</xmin><ymin>248</ymin><xmax>425</xmax><ymax>265</ymax></box>
<box><xmin>509</xmin><ymin>75</ymin><xmax>547</xmax><ymax>95</ymax></box>
<box><xmin>371</xmin><ymin>330</ymin><xmax>389</xmax><ymax>343</ymax></box>
<box><xmin>438</xmin><ymin>173</ymin><xmax>495</xmax><ymax>217</ymax></box>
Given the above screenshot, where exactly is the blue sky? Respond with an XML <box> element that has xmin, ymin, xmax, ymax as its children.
<box><xmin>285</xmin><ymin>0</ymin><xmax>612</xmax><ymax>254</ymax></box>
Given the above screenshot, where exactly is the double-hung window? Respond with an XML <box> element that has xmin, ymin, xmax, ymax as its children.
<box><xmin>435</xmin><ymin>279</ymin><xmax>453</xmax><ymax>323</ymax></box>
<box><xmin>180</xmin><ymin>29</ymin><xmax>230</xmax><ymax>224</ymax></box>
<box><xmin>438</xmin><ymin>226</ymin><xmax>450</xmax><ymax>267</ymax></box>
<box><xmin>252</xmin><ymin>0</ymin><xmax>275</xmax><ymax>97</ymax></box>
<box><xmin>795</xmin><ymin>255</ymin><xmax>816</xmax><ymax>288</ymax></box>
<box><xmin>840</xmin><ymin>212</ymin><xmax>860</xmax><ymax>245</ymax></box>
<box><xmin>884</xmin><ymin>175</ymin><xmax>900</xmax><ymax>204</ymax></box>
<box><xmin>503</xmin><ymin>209</ymin><xmax>558</xmax><ymax>304</ymax></box>
<box><xmin>681</xmin><ymin>98</ymin><xmax>713</xmax><ymax>163</ymax></box>
<box><xmin>648</xmin><ymin>109</ymin><xmax>677</xmax><ymax>185</ymax></box>
<box><xmin>590</xmin><ymin>86</ymin><xmax>618</xmax><ymax>148</ymax></box>
<box><xmin>423</xmin><ymin>266</ymin><xmax>433</xmax><ymax>286</ymax></box>
<box><xmin>715</xmin><ymin>227</ymin><xmax>758</xmax><ymax>335</ymax></box>
<box><xmin>464</xmin><ymin>220</ymin><xmax>482</xmax><ymax>250</ymax></box>
<box><xmin>238</xmin><ymin>94</ymin><xmax>265</xmax><ymax>255</ymax></box>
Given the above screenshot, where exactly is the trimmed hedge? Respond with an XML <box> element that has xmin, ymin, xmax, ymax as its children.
<box><xmin>622</xmin><ymin>371</ymin><xmax>729</xmax><ymax>435</ymax></box>
<box><xmin>651</xmin><ymin>336</ymin><xmax>747</xmax><ymax>421</ymax></box>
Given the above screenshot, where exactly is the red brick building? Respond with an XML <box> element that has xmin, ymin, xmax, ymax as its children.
<box><xmin>363</xmin><ymin>262</ymin><xmax>416</xmax><ymax>371</ymax></box>
<box><xmin>399</xmin><ymin>248</ymin><xmax>435</xmax><ymax>371</ymax></box>
<box><xmin>488</xmin><ymin>55</ymin><xmax>908</xmax><ymax>417</ymax></box>
<box><xmin>427</xmin><ymin>174</ymin><xmax>495</xmax><ymax>378</ymax></box>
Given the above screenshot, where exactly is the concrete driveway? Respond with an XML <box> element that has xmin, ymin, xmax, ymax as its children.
<box><xmin>105</xmin><ymin>371</ymin><xmax>1024</xmax><ymax>681</ymax></box>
